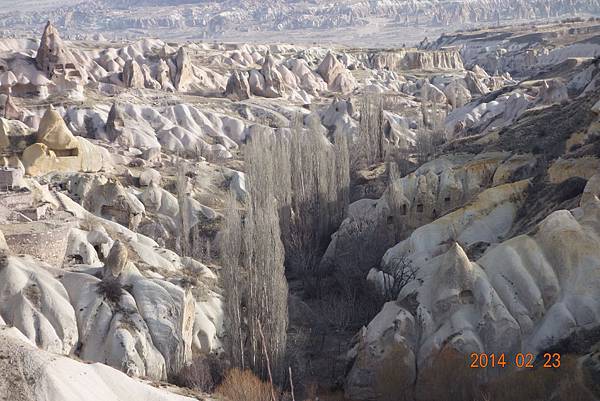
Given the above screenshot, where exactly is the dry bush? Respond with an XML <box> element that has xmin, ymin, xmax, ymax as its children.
<box><xmin>0</xmin><ymin>250</ymin><xmax>7</xmax><ymax>270</ymax></box>
<box><xmin>416</xmin><ymin>348</ymin><xmax>480</xmax><ymax>401</ymax></box>
<box><xmin>96</xmin><ymin>279</ymin><xmax>123</xmax><ymax>304</ymax></box>
<box><xmin>216</xmin><ymin>368</ymin><xmax>274</xmax><ymax>401</ymax></box>
<box><xmin>380</xmin><ymin>255</ymin><xmax>419</xmax><ymax>302</ymax></box>
<box><xmin>483</xmin><ymin>354</ymin><xmax>595</xmax><ymax>401</ymax></box>
<box><xmin>376</xmin><ymin>343</ymin><xmax>416</xmax><ymax>401</ymax></box>
<box><xmin>172</xmin><ymin>354</ymin><xmax>225</xmax><ymax>393</ymax></box>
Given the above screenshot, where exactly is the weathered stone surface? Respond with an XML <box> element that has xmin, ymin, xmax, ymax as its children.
<box><xmin>122</xmin><ymin>59</ymin><xmax>145</xmax><ymax>89</ymax></box>
<box><xmin>103</xmin><ymin>240</ymin><xmax>128</xmax><ymax>279</ymax></box>
<box><xmin>21</xmin><ymin>109</ymin><xmax>109</xmax><ymax>176</ymax></box>
<box><xmin>35</xmin><ymin>21</ymin><xmax>73</xmax><ymax>77</ymax></box>
<box><xmin>0</xmin><ymin>255</ymin><xmax>78</xmax><ymax>355</ymax></box>
<box><xmin>225</xmin><ymin>70</ymin><xmax>251</xmax><ymax>100</ymax></box>
<box><xmin>173</xmin><ymin>47</ymin><xmax>194</xmax><ymax>91</ymax></box>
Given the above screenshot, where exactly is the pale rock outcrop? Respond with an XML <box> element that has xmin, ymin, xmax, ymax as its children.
<box><xmin>538</xmin><ymin>79</ymin><xmax>569</xmax><ymax>104</ymax></box>
<box><xmin>421</xmin><ymin>81</ymin><xmax>447</xmax><ymax>103</ymax></box>
<box><xmin>21</xmin><ymin>108</ymin><xmax>109</xmax><ymax>176</ymax></box>
<box><xmin>139</xmin><ymin>167</ymin><xmax>161</xmax><ymax>187</ymax></box>
<box><xmin>445</xmin><ymin>90</ymin><xmax>531</xmax><ymax>136</ymax></box>
<box><xmin>122</xmin><ymin>59</ymin><xmax>145</xmax><ymax>89</ymax></box>
<box><xmin>471</xmin><ymin>64</ymin><xmax>489</xmax><ymax>78</ymax></box>
<box><xmin>225</xmin><ymin>70</ymin><xmax>251</xmax><ymax>100</ymax></box>
<box><xmin>464</xmin><ymin>70</ymin><xmax>489</xmax><ymax>96</ymax></box>
<box><xmin>55</xmin><ymin>192</ymin><xmax>224</xmax><ymax>359</ymax></box>
<box><xmin>3</xmin><ymin>94</ymin><xmax>24</xmax><ymax>119</ymax></box>
<box><xmin>347</xmin><ymin>177</ymin><xmax>600</xmax><ymax>400</ymax></box>
<box><xmin>318</xmin><ymin>52</ymin><xmax>345</xmax><ymax>84</ymax></box>
<box><xmin>61</xmin><ymin>271</ymin><xmax>168</xmax><ymax>380</ymax></box>
<box><xmin>0</xmin><ymin>326</ymin><xmax>195</xmax><ymax>401</ymax></box>
<box><xmin>173</xmin><ymin>46</ymin><xmax>194</xmax><ymax>91</ymax></box>
<box><xmin>371</xmin><ymin>48</ymin><xmax>464</xmax><ymax>71</ymax></box>
<box><xmin>260</xmin><ymin>51</ymin><xmax>285</xmax><ymax>98</ymax></box>
<box><xmin>125</xmin><ymin>277</ymin><xmax>196</xmax><ymax>375</ymax></box>
<box><xmin>321</xmin><ymin>153</ymin><xmax>515</xmax><ymax>276</ymax></box>
<box><xmin>103</xmin><ymin>240</ymin><xmax>128</xmax><ymax>279</ymax></box>
<box><xmin>0</xmin><ymin>255</ymin><xmax>78</xmax><ymax>355</ymax></box>
<box><xmin>65</xmin><ymin>227</ymin><xmax>113</xmax><ymax>266</ymax></box>
<box><xmin>35</xmin><ymin>21</ymin><xmax>73</xmax><ymax>77</ymax></box>
<box><xmin>329</xmin><ymin>70</ymin><xmax>357</xmax><ymax>94</ymax></box>
<box><xmin>82</xmin><ymin>179</ymin><xmax>145</xmax><ymax>230</ymax></box>
<box><xmin>156</xmin><ymin>59</ymin><xmax>175</xmax><ymax>91</ymax></box>
<box><xmin>0</xmin><ymin>117</ymin><xmax>35</xmax><ymax>153</ymax></box>
<box><xmin>141</xmin><ymin>64</ymin><xmax>161</xmax><ymax>89</ymax></box>
<box><xmin>443</xmin><ymin>80</ymin><xmax>472</xmax><ymax>109</ymax></box>
<box><xmin>317</xmin><ymin>52</ymin><xmax>357</xmax><ymax>93</ymax></box>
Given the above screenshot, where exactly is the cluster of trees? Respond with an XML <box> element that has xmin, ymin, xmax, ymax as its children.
<box><xmin>219</xmin><ymin>90</ymin><xmax>450</xmax><ymax>386</ymax></box>
<box><xmin>221</xmin><ymin>116</ymin><xmax>351</xmax><ymax>382</ymax></box>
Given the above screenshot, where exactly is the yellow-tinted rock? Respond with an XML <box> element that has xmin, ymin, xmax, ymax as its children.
<box><xmin>22</xmin><ymin>136</ymin><xmax>108</xmax><ymax>176</ymax></box>
<box><xmin>36</xmin><ymin>108</ymin><xmax>79</xmax><ymax>151</ymax></box>
<box><xmin>0</xmin><ymin>117</ymin><xmax>34</xmax><ymax>152</ymax></box>
<box><xmin>21</xmin><ymin>108</ymin><xmax>109</xmax><ymax>176</ymax></box>
<box><xmin>548</xmin><ymin>157</ymin><xmax>600</xmax><ymax>184</ymax></box>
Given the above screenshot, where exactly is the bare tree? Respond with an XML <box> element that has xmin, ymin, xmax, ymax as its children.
<box><xmin>284</xmin><ymin>115</ymin><xmax>349</xmax><ymax>275</ymax></box>
<box><xmin>176</xmin><ymin>156</ymin><xmax>192</xmax><ymax>257</ymax></box>
<box><xmin>221</xmin><ymin>115</ymin><xmax>351</xmax><ymax>381</ymax></box>
<box><xmin>220</xmin><ymin>190</ymin><xmax>245</xmax><ymax>370</ymax></box>
<box><xmin>353</xmin><ymin>94</ymin><xmax>385</xmax><ymax>172</ymax></box>
<box><xmin>416</xmin><ymin>92</ymin><xmax>447</xmax><ymax>165</ymax></box>
<box><xmin>221</xmin><ymin>129</ymin><xmax>289</xmax><ymax>382</ymax></box>
<box><xmin>381</xmin><ymin>255</ymin><xmax>419</xmax><ymax>301</ymax></box>
<box><xmin>243</xmin><ymin>129</ymin><xmax>289</xmax><ymax>380</ymax></box>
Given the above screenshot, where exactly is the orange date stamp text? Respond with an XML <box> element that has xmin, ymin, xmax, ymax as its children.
<box><xmin>469</xmin><ymin>352</ymin><xmax>561</xmax><ymax>369</ymax></box>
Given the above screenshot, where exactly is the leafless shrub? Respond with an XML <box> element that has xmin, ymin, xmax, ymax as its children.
<box><xmin>216</xmin><ymin>369</ymin><xmax>275</xmax><ymax>401</ymax></box>
<box><xmin>172</xmin><ymin>354</ymin><xmax>225</xmax><ymax>393</ymax></box>
<box><xmin>96</xmin><ymin>279</ymin><xmax>123</xmax><ymax>304</ymax></box>
<box><xmin>352</xmin><ymin>94</ymin><xmax>385</xmax><ymax>172</ymax></box>
<box><xmin>220</xmin><ymin>128</ymin><xmax>288</xmax><ymax>381</ymax></box>
<box><xmin>0</xmin><ymin>250</ymin><xmax>8</xmax><ymax>270</ymax></box>
<box><xmin>381</xmin><ymin>255</ymin><xmax>419</xmax><ymax>301</ymax></box>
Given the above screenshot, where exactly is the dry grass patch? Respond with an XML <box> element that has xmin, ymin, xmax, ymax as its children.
<box><xmin>215</xmin><ymin>369</ymin><xmax>274</xmax><ymax>401</ymax></box>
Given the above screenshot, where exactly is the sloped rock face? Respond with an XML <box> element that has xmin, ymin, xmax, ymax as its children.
<box><xmin>36</xmin><ymin>108</ymin><xmax>79</xmax><ymax>150</ymax></box>
<box><xmin>371</xmin><ymin>48</ymin><xmax>464</xmax><ymax>71</ymax></box>
<box><xmin>62</xmin><ymin>271</ymin><xmax>168</xmax><ymax>380</ymax></box>
<box><xmin>82</xmin><ymin>180</ymin><xmax>145</xmax><ymax>230</ymax></box>
<box><xmin>35</xmin><ymin>21</ymin><xmax>72</xmax><ymax>77</ymax></box>
<box><xmin>464</xmin><ymin>70</ymin><xmax>489</xmax><ymax>96</ymax></box>
<box><xmin>225</xmin><ymin>70</ymin><xmax>251</xmax><ymax>100</ymax></box>
<box><xmin>105</xmin><ymin>102</ymin><xmax>127</xmax><ymax>143</ymax></box>
<box><xmin>0</xmin><ymin>208</ymin><xmax>221</xmax><ymax>382</ymax></box>
<box><xmin>317</xmin><ymin>52</ymin><xmax>356</xmax><ymax>93</ymax></box>
<box><xmin>0</xmin><ymin>326</ymin><xmax>196</xmax><ymax>401</ymax></box>
<box><xmin>3</xmin><ymin>95</ymin><xmax>23</xmax><ymax>120</ymax></box>
<box><xmin>173</xmin><ymin>47</ymin><xmax>194</xmax><ymax>91</ymax></box>
<box><xmin>320</xmin><ymin>153</ymin><xmax>517</xmax><ymax>277</ymax></box>
<box><xmin>21</xmin><ymin>109</ymin><xmax>109</xmax><ymax>176</ymax></box>
<box><xmin>260</xmin><ymin>52</ymin><xmax>285</xmax><ymax>98</ymax></box>
<box><xmin>128</xmin><ymin>278</ymin><xmax>196</xmax><ymax>376</ymax></box>
<box><xmin>0</xmin><ymin>117</ymin><xmax>35</xmax><ymax>153</ymax></box>
<box><xmin>156</xmin><ymin>59</ymin><xmax>175</xmax><ymax>91</ymax></box>
<box><xmin>122</xmin><ymin>59</ymin><xmax>145</xmax><ymax>89</ymax></box>
<box><xmin>0</xmin><ymin>255</ymin><xmax>79</xmax><ymax>356</ymax></box>
<box><xmin>345</xmin><ymin>176</ymin><xmax>600</xmax><ymax>400</ymax></box>
<box><xmin>538</xmin><ymin>79</ymin><xmax>569</xmax><ymax>104</ymax></box>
